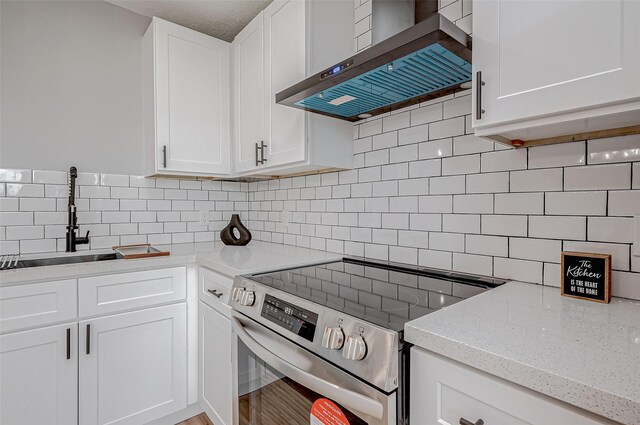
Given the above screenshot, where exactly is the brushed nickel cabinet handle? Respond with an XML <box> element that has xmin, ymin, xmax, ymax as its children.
<box><xmin>66</xmin><ymin>328</ymin><xmax>71</xmax><ymax>360</ymax></box>
<box><xmin>255</xmin><ymin>142</ymin><xmax>260</xmax><ymax>166</ymax></box>
<box><xmin>86</xmin><ymin>324</ymin><xmax>91</xmax><ymax>355</ymax></box>
<box><xmin>476</xmin><ymin>71</ymin><xmax>485</xmax><ymax>120</ymax></box>
<box><xmin>162</xmin><ymin>145</ymin><xmax>167</xmax><ymax>168</ymax></box>
<box><xmin>260</xmin><ymin>141</ymin><xmax>267</xmax><ymax>164</ymax></box>
<box><xmin>207</xmin><ymin>289</ymin><xmax>223</xmax><ymax>298</ymax></box>
<box><xmin>460</xmin><ymin>418</ymin><xmax>484</xmax><ymax>425</ymax></box>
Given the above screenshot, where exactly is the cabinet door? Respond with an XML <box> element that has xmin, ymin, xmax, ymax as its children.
<box><xmin>1</xmin><ymin>323</ymin><xmax>78</xmax><ymax>425</ymax></box>
<box><xmin>79</xmin><ymin>304</ymin><xmax>187</xmax><ymax>425</ymax></box>
<box><xmin>233</xmin><ymin>13</ymin><xmax>266</xmax><ymax>174</ymax></box>
<box><xmin>154</xmin><ymin>18</ymin><xmax>231</xmax><ymax>175</ymax></box>
<box><xmin>263</xmin><ymin>0</ymin><xmax>307</xmax><ymax>168</ymax></box>
<box><xmin>411</xmin><ymin>348</ymin><xmax>607</xmax><ymax>425</ymax></box>
<box><xmin>472</xmin><ymin>0</ymin><xmax>640</xmax><ymax>129</ymax></box>
<box><xmin>199</xmin><ymin>302</ymin><xmax>232</xmax><ymax>425</ymax></box>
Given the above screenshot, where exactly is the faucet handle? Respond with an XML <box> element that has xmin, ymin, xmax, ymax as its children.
<box><xmin>77</xmin><ymin>230</ymin><xmax>90</xmax><ymax>245</ymax></box>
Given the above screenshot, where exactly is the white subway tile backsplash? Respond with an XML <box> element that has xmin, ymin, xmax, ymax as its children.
<box><xmin>20</xmin><ymin>238</ymin><xmax>56</xmax><ymax>254</ymax></box>
<box><xmin>453</xmin><ymin>134</ymin><xmax>494</xmax><ymax>155</ymax></box>
<box><xmin>383</xmin><ymin>112</ymin><xmax>410</xmax><ymax>132</ymax></box>
<box><xmin>588</xmin><ymin>217</ymin><xmax>634</xmax><ymax>243</ymax></box>
<box><xmin>564</xmin><ymin>163</ymin><xmax>631</xmax><ymax>190</ymax></box>
<box><xmin>545</xmin><ymin>191</ymin><xmax>607</xmax><ymax>216</ymax></box>
<box><xmin>32</xmin><ymin>170</ymin><xmax>67</xmax><ymax>184</ymax></box>
<box><xmin>466</xmin><ymin>172</ymin><xmax>509</xmax><ymax>193</ymax></box>
<box><xmin>80</xmin><ymin>185</ymin><xmax>110</xmax><ymax>198</ymax></box>
<box><xmin>494</xmin><ymin>257</ymin><xmax>543</xmax><ymax>283</ymax></box>
<box><xmin>19</xmin><ymin>198</ymin><xmax>56</xmax><ymax>212</ymax></box>
<box><xmin>410</xmin><ymin>104</ymin><xmax>442</xmax><ymax>126</ymax></box>
<box><xmin>608</xmin><ymin>190</ymin><xmax>640</xmax><ymax>216</ymax></box>
<box><xmin>465</xmin><ymin>234</ymin><xmax>508</xmax><ymax>257</ymax></box>
<box><xmin>453</xmin><ymin>252</ymin><xmax>492</xmax><ymax>275</ymax></box>
<box><xmin>359</xmin><ymin>119</ymin><xmax>382</xmax><ymax>138</ymax></box>
<box><xmin>481</xmin><ymin>149</ymin><xmax>527</xmax><ymax>172</ymax></box>
<box><xmin>529</xmin><ymin>216</ymin><xmax>586</xmax><ymax>240</ymax></box>
<box><xmin>529</xmin><ymin>142</ymin><xmax>586</xmax><ymax>169</ymax></box>
<box><xmin>587</xmin><ymin>135</ymin><xmax>640</xmax><ymax>165</ymax></box>
<box><xmin>443</xmin><ymin>95</ymin><xmax>471</xmax><ymax>119</ymax></box>
<box><xmin>611</xmin><ymin>271</ymin><xmax>640</xmax><ymax>300</ymax></box>
<box><xmin>429</xmin><ymin>232</ymin><xmax>465</xmax><ymax>252</ymax></box>
<box><xmin>419</xmin><ymin>195</ymin><xmax>452</xmax><ymax>213</ymax></box>
<box><xmin>373</xmin><ymin>132</ymin><xmax>397</xmax><ymax>150</ymax></box>
<box><xmin>6</xmin><ymin>183</ymin><xmax>44</xmax><ymax>197</ymax></box>
<box><xmin>510</xmin><ymin>168</ymin><xmax>563</xmax><ymax>192</ymax></box>
<box><xmin>481</xmin><ymin>215</ymin><xmax>528</xmax><ymax>237</ymax></box>
<box><xmin>430</xmin><ymin>175</ymin><xmax>465</xmax><ymax>194</ymax></box>
<box><xmin>429</xmin><ymin>117</ymin><xmax>465</xmax><ymax>140</ymax></box>
<box><xmin>100</xmin><ymin>174</ymin><xmax>129</xmax><ymax>187</ymax></box>
<box><xmin>442</xmin><ymin>154</ymin><xmax>480</xmax><ymax>175</ymax></box>
<box><xmin>6</xmin><ymin>226</ymin><xmax>44</xmax><ymax>240</ymax></box>
<box><xmin>418</xmin><ymin>249</ymin><xmax>452</xmax><ymax>270</ymax></box>
<box><xmin>495</xmin><ymin>193</ymin><xmax>544</xmax><ymax>215</ymax></box>
<box><xmin>0</xmin><ymin>169</ymin><xmax>32</xmax><ymax>183</ymax></box>
<box><xmin>453</xmin><ymin>194</ymin><xmax>493</xmax><ymax>214</ymax></box>
<box><xmin>443</xmin><ymin>214</ymin><xmax>480</xmax><ymax>233</ymax></box>
<box><xmin>510</xmin><ymin>237</ymin><xmax>561</xmax><ymax>263</ymax></box>
<box><xmin>399</xmin><ymin>124</ymin><xmax>429</xmax><ymax>145</ymax></box>
<box><xmin>409</xmin><ymin>159</ymin><xmax>441</xmax><ymax>178</ymax></box>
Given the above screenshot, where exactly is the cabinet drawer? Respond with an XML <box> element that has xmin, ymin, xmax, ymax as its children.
<box><xmin>199</xmin><ymin>267</ymin><xmax>232</xmax><ymax>316</ymax></box>
<box><xmin>411</xmin><ymin>348</ymin><xmax>608</xmax><ymax>425</ymax></box>
<box><xmin>0</xmin><ymin>279</ymin><xmax>77</xmax><ymax>333</ymax></box>
<box><xmin>79</xmin><ymin>267</ymin><xmax>186</xmax><ymax>317</ymax></box>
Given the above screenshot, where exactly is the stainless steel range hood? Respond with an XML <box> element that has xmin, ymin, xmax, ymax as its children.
<box><xmin>275</xmin><ymin>1</ymin><xmax>472</xmax><ymax>122</ymax></box>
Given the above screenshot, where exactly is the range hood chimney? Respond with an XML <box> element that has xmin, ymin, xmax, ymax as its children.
<box><xmin>276</xmin><ymin>0</ymin><xmax>472</xmax><ymax>122</ymax></box>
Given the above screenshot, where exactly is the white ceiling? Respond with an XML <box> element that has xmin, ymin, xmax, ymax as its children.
<box><xmin>106</xmin><ymin>0</ymin><xmax>273</xmax><ymax>42</ymax></box>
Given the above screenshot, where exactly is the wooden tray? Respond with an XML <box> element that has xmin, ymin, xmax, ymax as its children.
<box><xmin>112</xmin><ymin>244</ymin><xmax>170</xmax><ymax>259</ymax></box>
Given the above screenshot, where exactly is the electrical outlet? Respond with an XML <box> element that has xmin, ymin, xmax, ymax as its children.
<box><xmin>199</xmin><ymin>210</ymin><xmax>209</xmax><ymax>226</ymax></box>
<box><xmin>634</xmin><ymin>216</ymin><xmax>640</xmax><ymax>256</ymax></box>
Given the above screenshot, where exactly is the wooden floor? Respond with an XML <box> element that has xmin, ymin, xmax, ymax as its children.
<box><xmin>176</xmin><ymin>413</ymin><xmax>214</xmax><ymax>425</ymax></box>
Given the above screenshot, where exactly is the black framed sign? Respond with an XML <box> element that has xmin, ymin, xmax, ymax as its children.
<box><xmin>561</xmin><ymin>252</ymin><xmax>611</xmax><ymax>304</ymax></box>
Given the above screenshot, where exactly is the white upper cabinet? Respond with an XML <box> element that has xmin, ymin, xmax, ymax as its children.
<box><xmin>143</xmin><ymin>17</ymin><xmax>231</xmax><ymax>176</ymax></box>
<box><xmin>263</xmin><ymin>0</ymin><xmax>307</xmax><ymax>169</ymax></box>
<box><xmin>472</xmin><ymin>0</ymin><xmax>640</xmax><ymax>146</ymax></box>
<box><xmin>233</xmin><ymin>13</ymin><xmax>266</xmax><ymax>174</ymax></box>
<box><xmin>232</xmin><ymin>0</ymin><xmax>355</xmax><ymax>177</ymax></box>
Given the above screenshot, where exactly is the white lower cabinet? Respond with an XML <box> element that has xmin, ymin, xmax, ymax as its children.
<box><xmin>198</xmin><ymin>301</ymin><xmax>232</xmax><ymax>425</ymax></box>
<box><xmin>0</xmin><ymin>323</ymin><xmax>78</xmax><ymax>425</ymax></box>
<box><xmin>411</xmin><ymin>348</ymin><xmax>608</xmax><ymax>424</ymax></box>
<box><xmin>79</xmin><ymin>304</ymin><xmax>188</xmax><ymax>425</ymax></box>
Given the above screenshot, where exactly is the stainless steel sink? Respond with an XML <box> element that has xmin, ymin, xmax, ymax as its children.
<box><xmin>13</xmin><ymin>253</ymin><xmax>122</xmax><ymax>269</ymax></box>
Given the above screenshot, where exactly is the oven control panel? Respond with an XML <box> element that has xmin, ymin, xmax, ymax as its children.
<box><xmin>260</xmin><ymin>295</ymin><xmax>318</xmax><ymax>342</ymax></box>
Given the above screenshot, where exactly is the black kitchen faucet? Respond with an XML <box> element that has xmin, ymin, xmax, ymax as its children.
<box><xmin>66</xmin><ymin>166</ymin><xmax>90</xmax><ymax>252</ymax></box>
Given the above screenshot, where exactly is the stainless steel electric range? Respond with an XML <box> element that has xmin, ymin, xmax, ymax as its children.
<box><xmin>228</xmin><ymin>257</ymin><xmax>506</xmax><ymax>425</ymax></box>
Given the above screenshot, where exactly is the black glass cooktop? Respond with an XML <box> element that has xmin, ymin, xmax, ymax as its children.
<box><xmin>249</xmin><ymin>258</ymin><xmax>506</xmax><ymax>334</ymax></box>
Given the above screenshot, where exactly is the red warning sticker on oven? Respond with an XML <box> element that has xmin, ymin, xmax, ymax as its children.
<box><xmin>310</xmin><ymin>398</ymin><xmax>350</xmax><ymax>425</ymax></box>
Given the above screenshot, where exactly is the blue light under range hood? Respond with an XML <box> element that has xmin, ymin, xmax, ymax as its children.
<box><xmin>275</xmin><ymin>14</ymin><xmax>472</xmax><ymax>122</ymax></box>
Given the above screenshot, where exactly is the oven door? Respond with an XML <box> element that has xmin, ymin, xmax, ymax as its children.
<box><xmin>231</xmin><ymin>311</ymin><xmax>396</xmax><ymax>425</ymax></box>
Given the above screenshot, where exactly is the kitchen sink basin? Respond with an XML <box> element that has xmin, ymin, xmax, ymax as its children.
<box><xmin>14</xmin><ymin>253</ymin><xmax>122</xmax><ymax>269</ymax></box>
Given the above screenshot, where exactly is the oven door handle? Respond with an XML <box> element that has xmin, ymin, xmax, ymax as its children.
<box><xmin>232</xmin><ymin>316</ymin><xmax>385</xmax><ymax>420</ymax></box>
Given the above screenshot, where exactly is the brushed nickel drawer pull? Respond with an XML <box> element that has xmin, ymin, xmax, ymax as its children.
<box><xmin>460</xmin><ymin>418</ymin><xmax>484</xmax><ymax>425</ymax></box>
<box><xmin>66</xmin><ymin>328</ymin><xmax>71</xmax><ymax>360</ymax></box>
<box><xmin>207</xmin><ymin>289</ymin><xmax>223</xmax><ymax>298</ymax></box>
<box><xmin>86</xmin><ymin>324</ymin><xmax>91</xmax><ymax>355</ymax></box>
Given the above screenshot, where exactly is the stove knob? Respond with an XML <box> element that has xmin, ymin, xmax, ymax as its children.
<box><xmin>239</xmin><ymin>290</ymin><xmax>255</xmax><ymax>306</ymax></box>
<box><xmin>321</xmin><ymin>327</ymin><xmax>344</xmax><ymax>350</ymax></box>
<box><xmin>231</xmin><ymin>287</ymin><xmax>244</xmax><ymax>302</ymax></box>
<box><xmin>342</xmin><ymin>335</ymin><xmax>367</xmax><ymax>361</ymax></box>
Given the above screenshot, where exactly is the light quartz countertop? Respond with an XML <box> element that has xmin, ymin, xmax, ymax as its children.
<box><xmin>0</xmin><ymin>241</ymin><xmax>342</xmax><ymax>286</ymax></box>
<box><xmin>405</xmin><ymin>281</ymin><xmax>640</xmax><ymax>424</ymax></box>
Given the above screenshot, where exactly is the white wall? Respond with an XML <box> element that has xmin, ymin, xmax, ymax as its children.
<box><xmin>0</xmin><ymin>1</ymin><xmax>151</xmax><ymax>174</ymax></box>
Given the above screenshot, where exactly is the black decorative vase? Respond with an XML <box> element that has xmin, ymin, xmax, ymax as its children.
<box><xmin>220</xmin><ymin>214</ymin><xmax>252</xmax><ymax>246</ymax></box>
